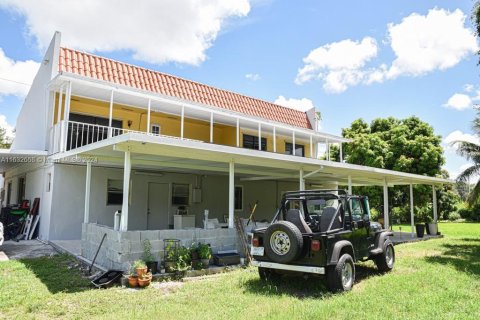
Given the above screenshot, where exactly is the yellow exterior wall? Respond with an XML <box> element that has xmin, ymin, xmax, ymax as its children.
<box><xmin>56</xmin><ymin>95</ymin><xmax>311</xmax><ymax>156</ymax></box>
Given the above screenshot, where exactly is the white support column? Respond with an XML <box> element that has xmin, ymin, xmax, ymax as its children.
<box><xmin>410</xmin><ymin>184</ymin><xmax>415</xmax><ymax>238</ymax></box>
<box><xmin>228</xmin><ymin>160</ymin><xmax>235</xmax><ymax>229</ymax></box>
<box><xmin>273</xmin><ymin>126</ymin><xmax>277</xmax><ymax>153</ymax></box>
<box><xmin>57</xmin><ymin>84</ymin><xmax>63</xmax><ymax>124</ymax></box>
<box><xmin>348</xmin><ymin>175</ymin><xmax>352</xmax><ymax>195</ymax></box>
<box><xmin>120</xmin><ymin>151</ymin><xmax>131</xmax><ymax>231</ymax></box>
<box><xmin>61</xmin><ymin>81</ymin><xmax>72</xmax><ymax>152</ymax></box>
<box><xmin>210</xmin><ymin>112</ymin><xmax>214</xmax><ymax>143</ymax></box>
<box><xmin>310</xmin><ymin>135</ymin><xmax>313</xmax><ymax>158</ymax></box>
<box><xmin>108</xmin><ymin>90</ymin><xmax>114</xmax><ymax>137</ymax></box>
<box><xmin>258</xmin><ymin>123</ymin><xmax>262</xmax><ymax>150</ymax></box>
<box><xmin>292</xmin><ymin>131</ymin><xmax>296</xmax><ymax>155</ymax></box>
<box><xmin>236</xmin><ymin>118</ymin><xmax>240</xmax><ymax>147</ymax></box>
<box><xmin>383</xmin><ymin>178</ymin><xmax>389</xmax><ymax>229</ymax></box>
<box><xmin>339</xmin><ymin>143</ymin><xmax>343</xmax><ymax>162</ymax></box>
<box><xmin>432</xmin><ymin>185</ymin><xmax>438</xmax><ymax>223</ymax></box>
<box><xmin>146</xmin><ymin>99</ymin><xmax>151</xmax><ymax>134</ymax></box>
<box><xmin>180</xmin><ymin>106</ymin><xmax>185</xmax><ymax>140</ymax></box>
<box><xmin>84</xmin><ymin>161</ymin><xmax>92</xmax><ymax>223</ymax></box>
<box><xmin>299</xmin><ymin>168</ymin><xmax>305</xmax><ymax>191</ymax></box>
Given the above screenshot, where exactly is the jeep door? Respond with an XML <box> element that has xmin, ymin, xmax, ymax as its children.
<box><xmin>349</xmin><ymin>197</ymin><xmax>371</xmax><ymax>259</ymax></box>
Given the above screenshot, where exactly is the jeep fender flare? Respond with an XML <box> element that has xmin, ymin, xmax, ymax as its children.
<box><xmin>374</xmin><ymin>231</ymin><xmax>393</xmax><ymax>253</ymax></box>
<box><xmin>327</xmin><ymin>240</ymin><xmax>355</xmax><ymax>266</ymax></box>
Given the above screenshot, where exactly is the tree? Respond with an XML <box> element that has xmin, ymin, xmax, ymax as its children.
<box><xmin>0</xmin><ymin>127</ymin><xmax>11</xmax><ymax>149</ymax></box>
<box><xmin>454</xmin><ymin>108</ymin><xmax>480</xmax><ymax>206</ymax></box>
<box><xmin>341</xmin><ymin>116</ymin><xmax>445</xmax><ymax>219</ymax></box>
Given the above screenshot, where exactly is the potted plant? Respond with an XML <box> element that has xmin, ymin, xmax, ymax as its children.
<box><xmin>198</xmin><ymin>243</ymin><xmax>211</xmax><ymax>267</ymax></box>
<box><xmin>138</xmin><ymin>272</ymin><xmax>152</xmax><ymax>287</ymax></box>
<box><xmin>127</xmin><ymin>270</ymin><xmax>138</xmax><ymax>288</ymax></box>
<box><xmin>173</xmin><ymin>246</ymin><xmax>192</xmax><ymax>275</ymax></box>
<box><xmin>190</xmin><ymin>242</ymin><xmax>200</xmax><ymax>260</ymax></box>
<box><xmin>133</xmin><ymin>260</ymin><xmax>147</xmax><ymax>277</ymax></box>
<box><xmin>164</xmin><ymin>243</ymin><xmax>178</xmax><ymax>273</ymax></box>
<box><xmin>425</xmin><ymin>216</ymin><xmax>438</xmax><ymax>235</ymax></box>
<box><xmin>143</xmin><ymin>239</ymin><xmax>158</xmax><ymax>274</ymax></box>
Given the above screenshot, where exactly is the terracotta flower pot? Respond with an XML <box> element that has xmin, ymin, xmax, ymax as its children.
<box><xmin>136</xmin><ymin>266</ymin><xmax>147</xmax><ymax>277</ymax></box>
<box><xmin>128</xmin><ymin>276</ymin><xmax>138</xmax><ymax>288</ymax></box>
<box><xmin>138</xmin><ymin>274</ymin><xmax>152</xmax><ymax>287</ymax></box>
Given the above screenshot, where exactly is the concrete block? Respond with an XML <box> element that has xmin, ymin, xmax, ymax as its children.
<box><xmin>140</xmin><ymin>230</ymin><xmax>160</xmax><ymax>241</ymax></box>
<box><xmin>120</xmin><ymin>231</ymin><xmax>141</xmax><ymax>242</ymax></box>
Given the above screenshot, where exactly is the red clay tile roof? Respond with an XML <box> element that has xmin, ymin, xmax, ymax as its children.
<box><xmin>58</xmin><ymin>47</ymin><xmax>312</xmax><ymax>129</ymax></box>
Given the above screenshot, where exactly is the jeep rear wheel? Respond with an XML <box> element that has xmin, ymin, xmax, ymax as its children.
<box><xmin>375</xmin><ymin>240</ymin><xmax>395</xmax><ymax>272</ymax></box>
<box><xmin>264</xmin><ymin>221</ymin><xmax>303</xmax><ymax>264</ymax></box>
<box><xmin>258</xmin><ymin>267</ymin><xmax>281</xmax><ymax>281</ymax></box>
<box><xmin>326</xmin><ymin>254</ymin><xmax>355</xmax><ymax>292</ymax></box>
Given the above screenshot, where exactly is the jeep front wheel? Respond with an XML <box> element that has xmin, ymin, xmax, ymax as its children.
<box><xmin>375</xmin><ymin>240</ymin><xmax>395</xmax><ymax>272</ymax></box>
<box><xmin>326</xmin><ymin>254</ymin><xmax>355</xmax><ymax>292</ymax></box>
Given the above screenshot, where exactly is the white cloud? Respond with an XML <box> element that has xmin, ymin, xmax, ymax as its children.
<box><xmin>464</xmin><ymin>84</ymin><xmax>474</xmax><ymax>93</ymax></box>
<box><xmin>0</xmin><ymin>0</ymin><xmax>251</xmax><ymax>66</ymax></box>
<box><xmin>295</xmin><ymin>37</ymin><xmax>378</xmax><ymax>93</ymax></box>
<box><xmin>0</xmin><ymin>48</ymin><xmax>39</xmax><ymax>97</ymax></box>
<box><xmin>274</xmin><ymin>95</ymin><xmax>315</xmax><ymax>112</ymax></box>
<box><xmin>443</xmin><ymin>130</ymin><xmax>480</xmax><ymax>152</ymax></box>
<box><xmin>386</xmin><ymin>8</ymin><xmax>478</xmax><ymax>79</ymax></box>
<box><xmin>0</xmin><ymin>114</ymin><xmax>14</xmax><ymax>139</ymax></box>
<box><xmin>444</xmin><ymin>93</ymin><xmax>472</xmax><ymax>110</ymax></box>
<box><xmin>245</xmin><ymin>73</ymin><xmax>260</xmax><ymax>81</ymax></box>
<box><xmin>295</xmin><ymin>8</ymin><xmax>478</xmax><ymax>93</ymax></box>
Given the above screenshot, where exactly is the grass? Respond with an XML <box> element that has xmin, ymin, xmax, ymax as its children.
<box><xmin>0</xmin><ymin>223</ymin><xmax>479</xmax><ymax>319</ymax></box>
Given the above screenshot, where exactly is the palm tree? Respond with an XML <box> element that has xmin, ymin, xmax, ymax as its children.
<box><xmin>455</xmin><ymin>110</ymin><xmax>480</xmax><ymax>205</ymax></box>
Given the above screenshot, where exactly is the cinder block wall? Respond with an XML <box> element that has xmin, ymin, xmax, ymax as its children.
<box><xmin>81</xmin><ymin>223</ymin><xmax>240</xmax><ymax>271</ymax></box>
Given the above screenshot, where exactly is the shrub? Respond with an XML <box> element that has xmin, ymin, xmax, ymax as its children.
<box><xmin>448</xmin><ymin>211</ymin><xmax>461</xmax><ymax>221</ymax></box>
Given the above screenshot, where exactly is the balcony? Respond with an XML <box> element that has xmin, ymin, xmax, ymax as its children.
<box><xmin>47</xmin><ymin>77</ymin><xmax>348</xmax><ymax>160</ymax></box>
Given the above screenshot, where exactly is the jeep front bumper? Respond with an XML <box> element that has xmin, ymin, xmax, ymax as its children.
<box><xmin>251</xmin><ymin>260</ymin><xmax>325</xmax><ymax>275</ymax></box>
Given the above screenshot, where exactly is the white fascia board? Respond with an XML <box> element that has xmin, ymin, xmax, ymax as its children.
<box><xmin>53</xmin><ymin>132</ymin><xmax>451</xmax><ymax>186</ymax></box>
<box><xmin>53</xmin><ymin>73</ymin><xmax>350</xmax><ymax>144</ymax></box>
<box><xmin>0</xmin><ymin>149</ymin><xmax>48</xmax><ymax>156</ymax></box>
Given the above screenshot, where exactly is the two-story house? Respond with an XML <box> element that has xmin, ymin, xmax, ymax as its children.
<box><xmin>0</xmin><ymin>32</ymin><xmax>449</xmax><ymax>270</ymax></box>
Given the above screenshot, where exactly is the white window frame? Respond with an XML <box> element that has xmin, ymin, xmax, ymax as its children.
<box><xmin>151</xmin><ymin>123</ymin><xmax>161</xmax><ymax>135</ymax></box>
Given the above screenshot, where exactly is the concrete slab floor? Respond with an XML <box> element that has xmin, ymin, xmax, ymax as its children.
<box><xmin>0</xmin><ymin>240</ymin><xmax>58</xmax><ymax>260</ymax></box>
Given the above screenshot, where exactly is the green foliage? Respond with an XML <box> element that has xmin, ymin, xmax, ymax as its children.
<box><xmin>174</xmin><ymin>246</ymin><xmax>192</xmax><ymax>273</ymax></box>
<box><xmin>133</xmin><ymin>260</ymin><xmax>146</xmax><ymax>269</ymax></box>
<box><xmin>342</xmin><ymin>117</ymin><xmax>448</xmax><ymax>220</ymax></box>
<box><xmin>142</xmin><ymin>239</ymin><xmax>155</xmax><ymax>262</ymax></box>
<box><xmin>448</xmin><ymin>212</ymin><xmax>461</xmax><ymax>221</ymax></box>
<box><xmin>0</xmin><ymin>127</ymin><xmax>11</xmax><ymax>149</ymax></box>
<box><xmin>197</xmin><ymin>243</ymin><xmax>212</xmax><ymax>260</ymax></box>
<box><xmin>458</xmin><ymin>202</ymin><xmax>480</xmax><ymax>221</ymax></box>
<box><xmin>343</xmin><ymin>117</ymin><xmax>444</xmax><ymax>175</ymax></box>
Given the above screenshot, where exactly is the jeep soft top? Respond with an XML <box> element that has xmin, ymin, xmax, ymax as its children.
<box><xmin>251</xmin><ymin>189</ymin><xmax>394</xmax><ymax>292</ymax></box>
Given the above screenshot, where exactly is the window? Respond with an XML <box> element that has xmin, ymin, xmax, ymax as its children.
<box><xmin>172</xmin><ymin>183</ymin><xmax>189</xmax><ymax>205</ymax></box>
<box><xmin>17</xmin><ymin>177</ymin><xmax>26</xmax><ymax>203</ymax></box>
<box><xmin>234</xmin><ymin>186</ymin><xmax>243</xmax><ymax>211</ymax></box>
<box><xmin>151</xmin><ymin>124</ymin><xmax>160</xmax><ymax>135</ymax></box>
<box><xmin>285</xmin><ymin>142</ymin><xmax>304</xmax><ymax>157</ymax></box>
<box><xmin>243</xmin><ymin>134</ymin><xmax>266</xmax><ymax>151</ymax></box>
<box><xmin>351</xmin><ymin>199</ymin><xmax>364</xmax><ymax>221</ymax></box>
<box><xmin>107</xmin><ymin>179</ymin><xmax>123</xmax><ymax>205</ymax></box>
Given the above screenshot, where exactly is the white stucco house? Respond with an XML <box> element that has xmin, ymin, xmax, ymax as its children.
<box><xmin>0</xmin><ymin>33</ymin><xmax>449</xmax><ymax>270</ymax></box>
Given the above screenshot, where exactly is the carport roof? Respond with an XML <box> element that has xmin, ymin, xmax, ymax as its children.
<box><xmin>50</xmin><ymin>133</ymin><xmax>452</xmax><ymax>187</ymax></box>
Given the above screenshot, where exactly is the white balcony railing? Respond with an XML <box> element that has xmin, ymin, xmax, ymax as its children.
<box><xmin>49</xmin><ymin>121</ymin><xmax>201</xmax><ymax>154</ymax></box>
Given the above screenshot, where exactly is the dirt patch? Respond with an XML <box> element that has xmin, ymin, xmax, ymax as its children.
<box><xmin>151</xmin><ymin>281</ymin><xmax>183</xmax><ymax>294</ymax></box>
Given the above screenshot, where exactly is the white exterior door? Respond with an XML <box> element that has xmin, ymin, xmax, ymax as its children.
<box><xmin>147</xmin><ymin>183</ymin><xmax>170</xmax><ymax>230</ymax></box>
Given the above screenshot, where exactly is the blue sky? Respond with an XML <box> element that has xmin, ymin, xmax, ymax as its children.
<box><xmin>0</xmin><ymin>0</ymin><xmax>478</xmax><ymax>178</ymax></box>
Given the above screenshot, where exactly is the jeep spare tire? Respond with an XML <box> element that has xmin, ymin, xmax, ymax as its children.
<box><xmin>264</xmin><ymin>221</ymin><xmax>303</xmax><ymax>263</ymax></box>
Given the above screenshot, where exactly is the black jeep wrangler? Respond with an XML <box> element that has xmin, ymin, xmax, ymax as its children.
<box><xmin>251</xmin><ymin>189</ymin><xmax>394</xmax><ymax>292</ymax></box>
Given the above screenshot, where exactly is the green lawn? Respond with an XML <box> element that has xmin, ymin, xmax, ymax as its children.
<box><xmin>1</xmin><ymin>223</ymin><xmax>479</xmax><ymax>319</ymax></box>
